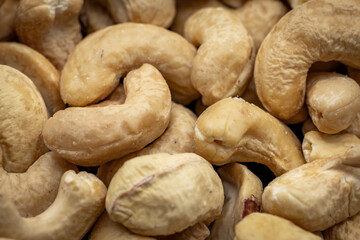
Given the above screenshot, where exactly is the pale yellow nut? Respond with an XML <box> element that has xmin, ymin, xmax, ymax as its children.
<box><xmin>43</xmin><ymin>64</ymin><xmax>171</xmax><ymax>166</ymax></box>
<box><xmin>255</xmin><ymin>0</ymin><xmax>360</xmax><ymax>120</ymax></box>
<box><xmin>79</xmin><ymin>0</ymin><xmax>114</xmax><ymax>34</ymax></box>
<box><xmin>0</xmin><ymin>65</ymin><xmax>48</xmax><ymax>173</ymax></box>
<box><xmin>185</xmin><ymin>7</ymin><xmax>254</xmax><ymax>106</ymax></box>
<box><xmin>194</xmin><ymin>98</ymin><xmax>305</xmax><ymax>176</ymax></box>
<box><xmin>61</xmin><ymin>23</ymin><xmax>199</xmax><ymax>106</ymax></box>
<box><xmin>106</xmin><ymin>153</ymin><xmax>224</xmax><ymax>236</ymax></box>
<box><xmin>323</xmin><ymin>211</ymin><xmax>360</xmax><ymax>240</ymax></box>
<box><xmin>15</xmin><ymin>0</ymin><xmax>83</xmax><ymax>70</ymax></box>
<box><xmin>0</xmin><ymin>42</ymin><xmax>65</xmax><ymax>115</ymax></box>
<box><xmin>235</xmin><ymin>213</ymin><xmax>322</xmax><ymax>240</ymax></box>
<box><xmin>0</xmin><ymin>0</ymin><xmax>18</xmax><ymax>41</ymax></box>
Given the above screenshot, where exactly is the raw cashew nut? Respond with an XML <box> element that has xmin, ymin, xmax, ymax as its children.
<box><xmin>323</xmin><ymin>212</ymin><xmax>360</xmax><ymax>240</ymax></box>
<box><xmin>0</xmin><ymin>65</ymin><xmax>48</xmax><ymax>173</ymax></box>
<box><xmin>79</xmin><ymin>0</ymin><xmax>114</xmax><ymax>34</ymax></box>
<box><xmin>235</xmin><ymin>213</ymin><xmax>322</xmax><ymax>240</ymax></box>
<box><xmin>43</xmin><ymin>64</ymin><xmax>171</xmax><ymax>166</ymax></box>
<box><xmin>15</xmin><ymin>0</ymin><xmax>83</xmax><ymax>70</ymax></box>
<box><xmin>208</xmin><ymin>163</ymin><xmax>263</xmax><ymax>240</ymax></box>
<box><xmin>0</xmin><ymin>170</ymin><xmax>107</xmax><ymax>240</ymax></box>
<box><xmin>106</xmin><ymin>153</ymin><xmax>224</xmax><ymax>236</ymax></box>
<box><xmin>262</xmin><ymin>147</ymin><xmax>360</xmax><ymax>231</ymax></box>
<box><xmin>194</xmin><ymin>98</ymin><xmax>305</xmax><ymax>176</ymax></box>
<box><xmin>255</xmin><ymin>0</ymin><xmax>360</xmax><ymax>120</ymax></box>
<box><xmin>0</xmin><ymin>42</ymin><xmax>65</xmax><ymax>115</ymax></box>
<box><xmin>185</xmin><ymin>7</ymin><xmax>255</xmax><ymax>106</ymax></box>
<box><xmin>60</xmin><ymin>23</ymin><xmax>199</xmax><ymax>106</ymax></box>
<box><xmin>0</xmin><ymin>0</ymin><xmax>18</xmax><ymax>41</ymax></box>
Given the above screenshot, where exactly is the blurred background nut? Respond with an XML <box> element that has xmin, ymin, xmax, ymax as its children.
<box><xmin>106</xmin><ymin>153</ymin><xmax>224</xmax><ymax>236</ymax></box>
<box><xmin>323</xmin><ymin>211</ymin><xmax>360</xmax><ymax>240</ymax></box>
<box><xmin>79</xmin><ymin>0</ymin><xmax>114</xmax><ymax>34</ymax></box>
<box><xmin>0</xmin><ymin>0</ymin><xmax>18</xmax><ymax>41</ymax></box>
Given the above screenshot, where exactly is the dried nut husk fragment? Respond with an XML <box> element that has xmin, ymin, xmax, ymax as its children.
<box><xmin>106</xmin><ymin>153</ymin><xmax>224</xmax><ymax>236</ymax></box>
<box><xmin>323</xmin><ymin>211</ymin><xmax>360</xmax><ymax>240</ymax></box>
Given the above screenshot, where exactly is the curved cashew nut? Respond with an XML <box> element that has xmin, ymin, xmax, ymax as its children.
<box><xmin>208</xmin><ymin>163</ymin><xmax>263</xmax><ymax>240</ymax></box>
<box><xmin>194</xmin><ymin>98</ymin><xmax>305</xmax><ymax>176</ymax></box>
<box><xmin>255</xmin><ymin>0</ymin><xmax>360</xmax><ymax>120</ymax></box>
<box><xmin>15</xmin><ymin>0</ymin><xmax>83</xmax><ymax>70</ymax></box>
<box><xmin>0</xmin><ymin>42</ymin><xmax>65</xmax><ymax>115</ymax></box>
<box><xmin>0</xmin><ymin>170</ymin><xmax>106</xmax><ymax>240</ymax></box>
<box><xmin>61</xmin><ymin>23</ymin><xmax>199</xmax><ymax>106</ymax></box>
<box><xmin>262</xmin><ymin>147</ymin><xmax>360</xmax><ymax>231</ymax></box>
<box><xmin>0</xmin><ymin>65</ymin><xmax>48</xmax><ymax>173</ymax></box>
<box><xmin>43</xmin><ymin>64</ymin><xmax>171</xmax><ymax>166</ymax></box>
<box><xmin>79</xmin><ymin>0</ymin><xmax>114</xmax><ymax>34</ymax></box>
<box><xmin>185</xmin><ymin>7</ymin><xmax>255</xmax><ymax>106</ymax></box>
<box><xmin>323</xmin><ymin>212</ymin><xmax>360</xmax><ymax>240</ymax></box>
<box><xmin>0</xmin><ymin>0</ymin><xmax>18</xmax><ymax>41</ymax></box>
<box><xmin>106</xmin><ymin>153</ymin><xmax>224</xmax><ymax>236</ymax></box>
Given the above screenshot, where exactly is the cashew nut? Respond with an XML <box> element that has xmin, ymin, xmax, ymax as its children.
<box><xmin>185</xmin><ymin>7</ymin><xmax>255</xmax><ymax>106</ymax></box>
<box><xmin>0</xmin><ymin>0</ymin><xmax>18</xmax><ymax>41</ymax></box>
<box><xmin>0</xmin><ymin>65</ymin><xmax>48</xmax><ymax>173</ymax></box>
<box><xmin>194</xmin><ymin>98</ymin><xmax>305</xmax><ymax>176</ymax></box>
<box><xmin>254</xmin><ymin>0</ymin><xmax>360</xmax><ymax>120</ymax></box>
<box><xmin>43</xmin><ymin>64</ymin><xmax>171</xmax><ymax>166</ymax></box>
<box><xmin>323</xmin><ymin>212</ymin><xmax>360</xmax><ymax>240</ymax></box>
<box><xmin>79</xmin><ymin>0</ymin><xmax>114</xmax><ymax>34</ymax></box>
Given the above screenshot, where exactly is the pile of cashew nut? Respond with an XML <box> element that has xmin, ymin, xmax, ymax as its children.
<box><xmin>1</xmin><ymin>0</ymin><xmax>360</xmax><ymax>239</ymax></box>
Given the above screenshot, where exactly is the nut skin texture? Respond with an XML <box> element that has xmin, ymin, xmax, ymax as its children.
<box><xmin>235</xmin><ymin>213</ymin><xmax>322</xmax><ymax>240</ymax></box>
<box><xmin>185</xmin><ymin>7</ymin><xmax>255</xmax><ymax>106</ymax></box>
<box><xmin>0</xmin><ymin>42</ymin><xmax>65</xmax><ymax>115</ymax></box>
<box><xmin>323</xmin><ymin>211</ymin><xmax>360</xmax><ymax>240</ymax></box>
<box><xmin>255</xmin><ymin>0</ymin><xmax>360</xmax><ymax>121</ymax></box>
<box><xmin>194</xmin><ymin>98</ymin><xmax>305</xmax><ymax>176</ymax></box>
<box><xmin>0</xmin><ymin>0</ymin><xmax>18</xmax><ymax>41</ymax></box>
<box><xmin>43</xmin><ymin>64</ymin><xmax>172</xmax><ymax>166</ymax></box>
<box><xmin>60</xmin><ymin>23</ymin><xmax>199</xmax><ymax>106</ymax></box>
<box><xmin>262</xmin><ymin>148</ymin><xmax>360</xmax><ymax>232</ymax></box>
<box><xmin>106</xmin><ymin>153</ymin><xmax>224</xmax><ymax>236</ymax></box>
<box><xmin>0</xmin><ymin>65</ymin><xmax>48</xmax><ymax>173</ymax></box>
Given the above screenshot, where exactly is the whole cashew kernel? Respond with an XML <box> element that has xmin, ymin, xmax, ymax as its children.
<box><xmin>43</xmin><ymin>64</ymin><xmax>171</xmax><ymax>166</ymax></box>
<box><xmin>254</xmin><ymin>0</ymin><xmax>360</xmax><ymax>120</ymax></box>
<box><xmin>194</xmin><ymin>98</ymin><xmax>305</xmax><ymax>176</ymax></box>
<box><xmin>323</xmin><ymin>211</ymin><xmax>360</xmax><ymax>240</ymax></box>
<box><xmin>106</xmin><ymin>153</ymin><xmax>224</xmax><ymax>236</ymax></box>
<box><xmin>0</xmin><ymin>0</ymin><xmax>18</xmax><ymax>41</ymax></box>
<box><xmin>60</xmin><ymin>23</ymin><xmax>199</xmax><ymax>106</ymax></box>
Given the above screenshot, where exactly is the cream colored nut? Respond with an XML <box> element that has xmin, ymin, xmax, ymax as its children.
<box><xmin>61</xmin><ymin>23</ymin><xmax>199</xmax><ymax>106</ymax></box>
<box><xmin>262</xmin><ymin>147</ymin><xmax>360</xmax><ymax>231</ymax></box>
<box><xmin>97</xmin><ymin>101</ymin><xmax>196</xmax><ymax>186</ymax></box>
<box><xmin>0</xmin><ymin>151</ymin><xmax>77</xmax><ymax>217</ymax></box>
<box><xmin>323</xmin><ymin>211</ymin><xmax>360</xmax><ymax>240</ymax></box>
<box><xmin>0</xmin><ymin>0</ymin><xmax>18</xmax><ymax>41</ymax></box>
<box><xmin>0</xmin><ymin>170</ymin><xmax>106</xmax><ymax>240</ymax></box>
<box><xmin>43</xmin><ymin>64</ymin><xmax>171</xmax><ymax>166</ymax></box>
<box><xmin>194</xmin><ymin>98</ymin><xmax>305</xmax><ymax>176</ymax></box>
<box><xmin>306</xmin><ymin>72</ymin><xmax>360</xmax><ymax>134</ymax></box>
<box><xmin>15</xmin><ymin>0</ymin><xmax>83</xmax><ymax>70</ymax></box>
<box><xmin>185</xmin><ymin>7</ymin><xmax>255</xmax><ymax>106</ymax></box>
<box><xmin>302</xmin><ymin>131</ymin><xmax>360</xmax><ymax>163</ymax></box>
<box><xmin>160</xmin><ymin>223</ymin><xmax>210</xmax><ymax>240</ymax></box>
<box><xmin>208</xmin><ymin>163</ymin><xmax>263</xmax><ymax>240</ymax></box>
<box><xmin>255</xmin><ymin>0</ymin><xmax>360</xmax><ymax>121</ymax></box>
<box><xmin>79</xmin><ymin>0</ymin><xmax>114</xmax><ymax>34</ymax></box>
<box><xmin>235</xmin><ymin>212</ymin><xmax>322</xmax><ymax>240</ymax></box>
<box><xmin>0</xmin><ymin>42</ymin><xmax>65</xmax><ymax>115</ymax></box>
<box><xmin>0</xmin><ymin>65</ymin><xmax>48</xmax><ymax>173</ymax></box>
<box><xmin>106</xmin><ymin>153</ymin><xmax>224</xmax><ymax>236</ymax></box>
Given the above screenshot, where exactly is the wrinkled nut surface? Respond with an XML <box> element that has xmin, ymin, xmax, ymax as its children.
<box><xmin>306</xmin><ymin>72</ymin><xmax>360</xmax><ymax>134</ymax></box>
<box><xmin>323</xmin><ymin>211</ymin><xmax>360</xmax><ymax>240</ymax></box>
<box><xmin>255</xmin><ymin>0</ymin><xmax>360</xmax><ymax>120</ymax></box>
<box><xmin>0</xmin><ymin>0</ymin><xmax>18</xmax><ymax>41</ymax></box>
<box><xmin>185</xmin><ymin>7</ymin><xmax>254</xmax><ymax>106</ymax></box>
<box><xmin>79</xmin><ymin>0</ymin><xmax>114</xmax><ymax>34</ymax></box>
<box><xmin>262</xmin><ymin>147</ymin><xmax>360</xmax><ymax>232</ymax></box>
<box><xmin>194</xmin><ymin>98</ymin><xmax>305</xmax><ymax>176</ymax></box>
<box><xmin>208</xmin><ymin>163</ymin><xmax>263</xmax><ymax>240</ymax></box>
<box><xmin>61</xmin><ymin>23</ymin><xmax>199</xmax><ymax>106</ymax></box>
<box><xmin>0</xmin><ymin>42</ymin><xmax>65</xmax><ymax>115</ymax></box>
<box><xmin>106</xmin><ymin>153</ymin><xmax>224</xmax><ymax>236</ymax></box>
<box><xmin>43</xmin><ymin>64</ymin><xmax>171</xmax><ymax>166</ymax></box>
<box><xmin>0</xmin><ymin>65</ymin><xmax>48</xmax><ymax>173</ymax></box>
<box><xmin>235</xmin><ymin>212</ymin><xmax>322</xmax><ymax>240</ymax></box>
<box><xmin>0</xmin><ymin>170</ymin><xmax>106</xmax><ymax>240</ymax></box>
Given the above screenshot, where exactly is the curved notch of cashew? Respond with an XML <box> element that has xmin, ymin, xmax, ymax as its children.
<box><xmin>208</xmin><ymin>163</ymin><xmax>263</xmax><ymax>240</ymax></box>
<box><xmin>185</xmin><ymin>7</ymin><xmax>255</xmax><ymax>106</ymax></box>
<box><xmin>235</xmin><ymin>213</ymin><xmax>322</xmax><ymax>240</ymax></box>
<box><xmin>61</xmin><ymin>23</ymin><xmax>199</xmax><ymax>106</ymax></box>
<box><xmin>262</xmin><ymin>147</ymin><xmax>360</xmax><ymax>232</ymax></box>
<box><xmin>323</xmin><ymin>211</ymin><xmax>360</xmax><ymax>240</ymax></box>
<box><xmin>255</xmin><ymin>0</ymin><xmax>360</xmax><ymax>120</ymax></box>
<box><xmin>0</xmin><ymin>170</ymin><xmax>106</xmax><ymax>240</ymax></box>
<box><xmin>0</xmin><ymin>65</ymin><xmax>48</xmax><ymax>173</ymax></box>
<box><xmin>0</xmin><ymin>0</ymin><xmax>18</xmax><ymax>41</ymax></box>
<box><xmin>79</xmin><ymin>0</ymin><xmax>114</xmax><ymax>34</ymax></box>
<box><xmin>0</xmin><ymin>42</ymin><xmax>65</xmax><ymax>115</ymax></box>
<box><xmin>15</xmin><ymin>0</ymin><xmax>83</xmax><ymax>70</ymax></box>
<box><xmin>194</xmin><ymin>98</ymin><xmax>305</xmax><ymax>176</ymax></box>
<box><xmin>43</xmin><ymin>64</ymin><xmax>171</xmax><ymax>166</ymax></box>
